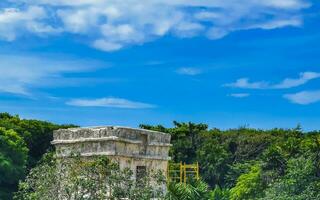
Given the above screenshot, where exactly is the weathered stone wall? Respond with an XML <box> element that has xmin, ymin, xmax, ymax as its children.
<box><xmin>53</xmin><ymin>126</ymin><xmax>171</xmax><ymax>144</ymax></box>
<box><xmin>52</xmin><ymin>126</ymin><xmax>171</xmax><ymax>180</ymax></box>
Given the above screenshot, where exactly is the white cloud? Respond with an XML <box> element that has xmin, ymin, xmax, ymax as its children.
<box><xmin>284</xmin><ymin>90</ymin><xmax>320</xmax><ymax>105</ymax></box>
<box><xmin>174</xmin><ymin>22</ymin><xmax>204</xmax><ymax>38</ymax></box>
<box><xmin>0</xmin><ymin>55</ymin><xmax>100</xmax><ymax>95</ymax></box>
<box><xmin>1</xmin><ymin>0</ymin><xmax>311</xmax><ymax>51</ymax></box>
<box><xmin>273</xmin><ymin>72</ymin><xmax>320</xmax><ymax>89</ymax></box>
<box><xmin>259</xmin><ymin>0</ymin><xmax>308</xmax><ymax>9</ymax></box>
<box><xmin>56</xmin><ymin>8</ymin><xmax>99</xmax><ymax>33</ymax></box>
<box><xmin>225</xmin><ymin>72</ymin><xmax>320</xmax><ymax>89</ymax></box>
<box><xmin>176</xmin><ymin>67</ymin><xmax>202</xmax><ymax>75</ymax></box>
<box><xmin>93</xmin><ymin>39</ymin><xmax>123</xmax><ymax>52</ymax></box>
<box><xmin>246</xmin><ymin>18</ymin><xmax>302</xmax><ymax>30</ymax></box>
<box><xmin>225</xmin><ymin>78</ymin><xmax>268</xmax><ymax>89</ymax></box>
<box><xmin>207</xmin><ymin>28</ymin><xmax>229</xmax><ymax>40</ymax></box>
<box><xmin>66</xmin><ymin>97</ymin><xmax>155</xmax><ymax>109</ymax></box>
<box><xmin>229</xmin><ymin>93</ymin><xmax>250</xmax><ymax>98</ymax></box>
<box><xmin>0</xmin><ymin>6</ymin><xmax>59</xmax><ymax>41</ymax></box>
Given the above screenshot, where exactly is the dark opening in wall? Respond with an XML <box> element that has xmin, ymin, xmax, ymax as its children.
<box><xmin>136</xmin><ymin>166</ymin><xmax>147</xmax><ymax>187</ymax></box>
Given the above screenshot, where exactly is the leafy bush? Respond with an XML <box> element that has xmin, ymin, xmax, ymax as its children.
<box><xmin>14</xmin><ymin>154</ymin><xmax>166</xmax><ymax>200</ymax></box>
<box><xmin>166</xmin><ymin>180</ymin><xmax>210</xmax><ymax>200</ymax></box>
<box><xmin>0</xmin><ymin>113</ymin><xmax>75</xmax><ymax>199</ymax></box>
<box><xmin>0</xmin><ymin>128</ymin><xmax>28</xmax><ymax>200</ymax></box>
<box><xmin>230</xmin><ymin>164</ymin><xmax>264</xmax><ymax>200</ymax></box>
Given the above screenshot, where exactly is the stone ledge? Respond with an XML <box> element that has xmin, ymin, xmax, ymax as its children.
<box><xmin>148</xmin><ymin>142</ymin><xmax>173</xmax><ymax>147</ymax></box>
<box><xmin>57</xmin><ymin>151</ymin><xmax>171</xmax><ymax>161</ymax></box>
<box><xmin>51</xmin><ymin>136</ymin><xmax>143</xmax><ymax>145</ymax></box>
<box><xmin>66</xmin><ymin>126</ymin><xmax>169</xmax><ymax>136</ymax></box>
<box><xmin>54</xmin><ymin>126</ymin><xmax>171</xmax><ymax>142</ymax></box>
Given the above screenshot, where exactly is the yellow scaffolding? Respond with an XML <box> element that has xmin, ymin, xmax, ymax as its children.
<box><xmin>167</xmin><ymin>162</ymin><xmax>200</xmax><ymax>184</ymax></box>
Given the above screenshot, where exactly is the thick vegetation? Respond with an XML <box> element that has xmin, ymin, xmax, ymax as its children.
<box><xmin>14</xmin><ymin>154</ymin><xmax>166</xmax><ymax>200</ymax></box>
<box><xmin>0</xmin><ymin>113</ymin><xmax>76</xmax><ymax>200</ymax></box>
<box><xmin>141</xmin><ymin>122</ymin><xmax>320</xmax><ymax>199</ymax></box>
<box><xmin>2</xmin><ymin>113</ymin><xmax>320</xmax><ymax>199</ymax></box>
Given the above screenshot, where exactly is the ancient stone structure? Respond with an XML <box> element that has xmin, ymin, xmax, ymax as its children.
<box><xmin>51</xmin><ymin>126</ymin><xmax>171</xmax><ymax>180</ymax></box>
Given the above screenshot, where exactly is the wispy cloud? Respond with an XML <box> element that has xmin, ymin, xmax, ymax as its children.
<box><xmin>176</xmin><ymin>67</ymin><xmax>202</xmax><ymax>76</ymax></box>
<box><xmin>225</xmin><ymin>78</ymin><xmax>268</xmax><ymax>89</ymax></box>
<box><xmin>0</xmin><ymin>54</ymin><xmax>103</xmax><ymax>95</ymax></box>
<box><xmin>229</xmin><ymin>93</ymin><xmax>250</xmax><ymax>98</ymax></box>
<box><xmin>273</xmin><ymin>72</ymin><xmax>320</xmax><ymax>89</ymax></box>
<box><xmin>284</xmin><ymin>90</ymin><xmax>320</xmax><ymax>105</ymax></box>
<box><xmin>244</xmin><ymin>18</ymin><xmax>302</xmax><ymax>30</ymax></box>
<box><xmin>0</xmin><ymin>6</ymin><xmax>60</xmax><ymax>41</ymax></box>
<box><xmin>0</xmin><ymin>0</ymin><xmax>310</xmax><ymax>51</ymax></box>
<box><xmin>66</xmin><ymin>97</ymin><xmax>155</xmax><ymax>109</ymax></box>
<box><xmin>225</xmin><ymin>72</ymin><xmax>320</xmax><ymax>90</ymax></box>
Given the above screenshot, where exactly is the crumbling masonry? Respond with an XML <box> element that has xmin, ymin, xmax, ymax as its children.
<box><xmin>51</xmin><ymin>126</ymin><xmax>171</xmax><ymax>180</ymax></box>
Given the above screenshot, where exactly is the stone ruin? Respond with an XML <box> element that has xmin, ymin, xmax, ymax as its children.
<box><xmin>51</xmin><ymin>126</ymin><xmax>171</xmax><ymax>181</ymax></box>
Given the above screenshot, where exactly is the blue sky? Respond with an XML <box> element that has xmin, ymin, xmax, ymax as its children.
<box><xmin>0</xmin><ymin>0</ymin><xmax>320</xmax><ymax>130</ymax></box>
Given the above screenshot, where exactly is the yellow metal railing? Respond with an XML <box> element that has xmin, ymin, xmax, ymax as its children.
<box><xmin>167</xmin><ymin>162</ymin><xmax>199</xmax><ymax>184</ymax></box>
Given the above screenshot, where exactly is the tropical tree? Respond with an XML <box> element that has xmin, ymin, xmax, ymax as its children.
<box><xmin>261</xmin><ymin>156</ymin><xmax>320</xmax><ymax>200</ymax></box>
<box><xmin>166</xmin><ymin>180</ymin><xmax>210</xmax><ymax>200</ymax></box>
<box><xmin>0</xmin><ymin>128</ymin><xmax>28</xmax><ymax>200</ymax></box>
<box><xmin>14</xmin><ymin>153</ymin><xmax>166</xmax><ymax>200</ymax></box>
<box><xmin>230</xmin><ymin>164</ymin><xmax>264</xmax><ymax>200</ymax></box>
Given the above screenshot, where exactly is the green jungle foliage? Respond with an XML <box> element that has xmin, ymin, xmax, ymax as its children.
<box><xmin>140</xmin><ymin>122</ymin><xmax>320</xmax><ymax>200</ymax></box>
<box><xmin>2</xmin><ymin>113</ymin><xmax>320</xmax><ymax>199</ymax></box>
<box><xmin>15</xmin><ymin>152</ymin><xmax>208</xmax><ymax>200</ymax></box>
<box><xmin>0</xmin><ymin>113</ymin><xmax>76</xmax><ymax>200</ymax></box>
<box><xmin>14</xmin><ymin>154</ymin><xmax>167</xmax><ymax>200</ymax></box>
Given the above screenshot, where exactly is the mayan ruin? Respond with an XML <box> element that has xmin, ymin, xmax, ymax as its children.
<box><xmin>51</xmin><ymin>126</ymin><xmax>172</xmax><ymax>181</ymax></box>
<box><xmin>3</xmin><ymin>1</ymin><xmax>318</xmax><ymax>199</ymax></box>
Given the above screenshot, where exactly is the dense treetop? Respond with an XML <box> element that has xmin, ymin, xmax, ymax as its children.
<box><xmin>1</xmin><ymin>113</ymin><xmax>320</xmax><ymax>199</ymax></box>
<box><xmin>141</xmin><ymin>122</ymin><xmax>320</xmax><ymax>199</ymax></box>
<box><xmin>0</xmin><ymin>113</ymin><xmax>76</xmax><ymax>200</ymax></box>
